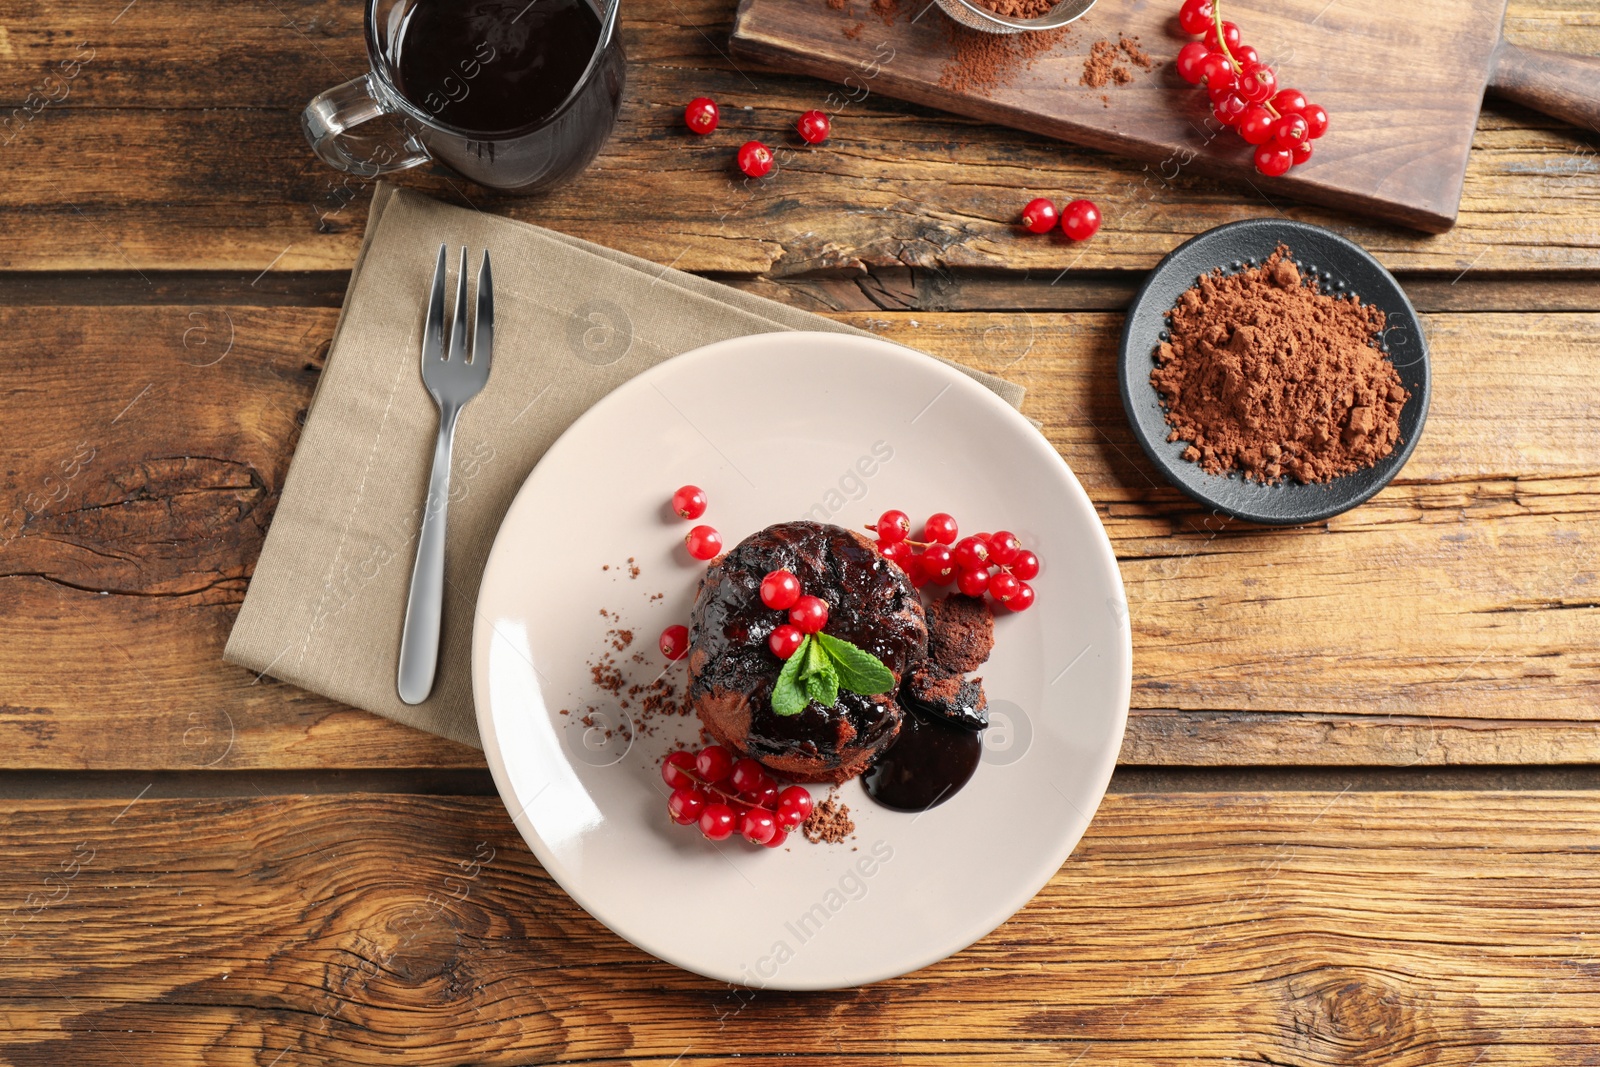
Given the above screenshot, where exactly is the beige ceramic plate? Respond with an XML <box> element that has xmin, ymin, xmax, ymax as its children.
<box><xmin>472</xmin><ymin>331</ymin><xmax>1130</xmax><ymax>989</ymax></box>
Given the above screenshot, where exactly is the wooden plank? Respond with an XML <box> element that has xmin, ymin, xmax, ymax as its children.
<box><xmin>2</xmin><ymin>790</ymin><xmax>1599</xmax><ymax>1064</ymax></box>
<box><xmin>1</xmin><ymin>303</ymin><xmax>1594</xmax><ymax>768</ymax></box>
<box><xmin>0</xmin><ymin>0</ymin><xmax>1596</xmax><ymax>273</ymax></box>
<box><xmin>0</xmin><ymin>305</ymin><xmax>478</xmax><ymax>770</ymax></box>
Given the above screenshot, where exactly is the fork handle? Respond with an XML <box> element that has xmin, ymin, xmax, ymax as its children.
<box><xmin>397</xmin><ymin>407</ymin><xmax>459</xmax><ymax>705</ymax></box>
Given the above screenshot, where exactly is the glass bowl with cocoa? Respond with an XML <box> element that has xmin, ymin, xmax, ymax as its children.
<box><xmin>1117</xmin><ymin>219</ymin><xmax>1431</xmax><ymax>526</ymax></box>
<box><xmin>936</xmin><ymin>0</ymin><xmax>1095</xmax><ymax>35</ymax></box>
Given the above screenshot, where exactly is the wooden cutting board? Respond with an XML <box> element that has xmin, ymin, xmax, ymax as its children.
<box><xmin>730</xmin><ymin>0</ymin><xmax>1600</xmax><ymax>232</ymax></box>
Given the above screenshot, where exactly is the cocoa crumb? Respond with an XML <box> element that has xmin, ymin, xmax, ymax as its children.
<box><xmin>608</xmin><ymin>628</ymin><xmax>634</xmax><ymax>651</ymax></box>
<box><xmin>628</xmin><ymin>556</ymin><xmax>640</xmax><ymax>579</ymax></box>
<box><xmin>602</xmin><ymin>564</ymin><xmax>610</xmax><ymax>572</ymax></box>
<box><xmin>1151</xmin><ymin>244</ymin><xmax>1407</xmax><ymax>485</ymax></box>
<box><xmin>870</xmin><ymin>0</ymin><xmax>899</xmax><ymax>24</ymax></box>
<box><xmin>842</xmin><ymin>20</ymin><xmax>863</xmax><ymax>37</ymax></box>
<box><xmin>802</xmin><ymin>790</ymin><xmax>855</xmax><ymax>844</ymax></box>
<box><xmin>826</xmin><ymin>0</ymin><xmax>848</xmax><ymax>9</ymax></box>
<box><xmin>1079</xmin><ymin>39</ymin><xmax>1117</xmax><ymax>87</ymax></box>
<box><xmin>1118</xmin><ymin>33</ymin><xmax>1153</xmax><ymax>70</ymax></box>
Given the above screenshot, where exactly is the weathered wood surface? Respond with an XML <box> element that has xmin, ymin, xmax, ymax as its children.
<box><xmin>4</xmin><ymin>790</ymin><xmax>1599</xmax><ymax>1065</ymax></box>
<box><xmin>2</xmin><ymin>304</ymin><xmax>1594</xmax><ymax>769</ymax></box>
<box><xmin>0</xmin><ymin>305</ymin><xmax>478</xmax><ymax>770</ymax></box>
<box><xmin>0</xmin><ymin>0</ymin><xmax>1596</xmax><ymax>273</ymax></box>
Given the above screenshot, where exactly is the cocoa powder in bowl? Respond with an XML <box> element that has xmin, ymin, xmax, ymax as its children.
<box><xmin>1151</xmin><ymin>245</ymin><xmax>1408</xmax><ymax>485</ymax></box>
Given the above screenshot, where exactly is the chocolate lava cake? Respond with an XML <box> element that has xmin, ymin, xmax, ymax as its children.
<box><xmin>688</xmin><ymin>521</ymin><xmax>929</xmax><ymax>782</ymax></box>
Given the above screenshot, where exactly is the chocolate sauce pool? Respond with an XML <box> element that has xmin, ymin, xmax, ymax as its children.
<box><xmin>862</xmin><ymin>707</ymin><xmax>983</xmax><ymax>812</ymax></box>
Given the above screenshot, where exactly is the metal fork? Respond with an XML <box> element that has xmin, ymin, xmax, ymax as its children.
<box><xmin>397</xmin><ymin>244</ymin><xmax>493</xmax><ymax>705</ymax></box>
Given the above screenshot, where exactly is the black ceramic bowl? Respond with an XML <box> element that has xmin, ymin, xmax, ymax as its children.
<box><xmin>1117</xmin><ymin>218</ymin><xmax>1430</xmax><ymax>526</ymax></box>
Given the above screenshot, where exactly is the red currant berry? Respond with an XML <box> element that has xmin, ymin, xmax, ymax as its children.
<box><xmin>699</xmin><ymin>803</ymin><xmax>737</xmax><ymax>841</ymax></box>
<box><xmin>1232</xmin><ymin>43</ymin><xmax>1260</xmax><ymax>69</ymax></box>
<box><xmin>1006</xmin><ymin>580</ymin><xmax>1036</xmax><ymax>612</ymax></box>
<box><xmin>671</xmin><ymin>484</ymin><xmax>708</xmax><ymax>519</ymax></box>
<box><xmin>685</xmin><ymin>524</ymin><xmax>722</xmax><ymax>560</ymax></box>
<box><xmin>1254</xmin><ymin>143</ymin><xmax>1293</xmax><ymax>177</ymax></box>
<box><xmin>952</xmin><ymin>536</ymin><xmax>990</xmax><ymax>571</ymax></box>
<box><xmin>662</xmin><ymin>750</ymin><xmax>698</xmax><ymax>789</ymax></box>
<box><xmin>1301</xmin><ymin>103</ymin><xmax>1329</xmax><ymax>139</ymax></box>
<box><xmin>750</xmin><ymin>778</ymin><xmax>780</xmax><ymax>811</ymax></box>
<box><xmin>1020</xmin><ymin>197</ymin><xmax>1059</xmax><ymax>234</ymax></box>
<box><xmin>796</xmin><ymin>109</ymin><xmax>830</xmax><ymax>144</ymax></box>
<box><xmin>1198</xmin><ymin>51</ymin><xmax>1235</xmax><ymax>91</ymax></box>
<box><xmin>684</xmin><ymin>97</ymin><xmax>719</xmax><ymax>135</ymax></box>
<box><xmin>1177</xmin><ymin>0</ymin><xmax>1213</xmax><ymax>35</ymax></box>
<box><xmin>1272</xmin><ymin>113</ymin><xmax>1309</xmax><ymax>147</ymax></box>
<box><xmin>730</xmin><ymin>757</ymin><xmax>767</xmax><ymax>795</ymax></box>
<box><xmin>1203</xmin><ymin>19</ymin><xmax>1240</xmax><ymax>52</ymax></box>
<box><xmin>921</xmin><ymin>544</ymin><xmax>956</xmax><ymax>584</ymax></box>
<box><xmin>876</xmin><ymin>509</ymin><xmax>912</xmax><ymax>542</ymax></box>
<box><xmin>1237</xmin><ymin>106</ymin><xmax>1276</xmax><ymax>146</ymax></box>
<box><xmin>769</xmin><ymin>624</ymin><xmax>804</xmax><ymax>659</ymax></box>
<box><xmin>659</xmin><ymin>624</ymin><xmax>690</xmax><ymax>661</ymax></box>
<box><xmin>1291</xmin><ymin>141</ymin><xmax>1313</xmax><ymax>165</ymax></box>
<box><xmin>1175</xmin><ymin>41</ymin><xmax>1211</xmax><ymax>84</ymax></box>
<box><xmin>989</xmin><ymin>570</ymin><xmax>1021</xmax><ymax>604</ymax></box>
<box><xmin>776</xmin><ymin>784</ymin><xmax>814</xmax><ymax>828</ymax></box>
<box><xmin>1237</xmin><ymin>65</ymin><xmax>1276</xmax><ymax>104</ymax></box>
<box><xmin>668</xmin><ymin>786</ymin><xmax>707</xmax><ymax>825</ymax></box>
<box><xmin>921</xmin><ymin>513</ymin><xmax>959</xmax><ymax>545</ymax></box>
<box><xmin>1271</xmin><ymin>88</ymin><xmax>1308</xmax><ymax>115</ymax></box>
<box><xmin>956</xmin><ymin>566</ymin><xmax>991</xmax><ymax>598</ymax></box>
<box><xmin>790</xmin><ymin>595</ymin><xmax>829</xmax><ymax>634</ymax></box>
<box><xmin>1212</xmin><ymin>92</ymin><xmax>1249</xmax><ymax>126</ymax></box>
<box><xmin>879</xmin><ymin>539</ymin><xmax>913</xmax><ymax>571</ymax></box>
<box><xmin>737</xmin><ymin>140</ymin><xmax>774</xmax><ymax>178</ymax></box>
<box><xmin>695</xmin><ymin>744</ymin><xmax>735</xmax><ymax>783</ymax></box>
<box><xmin>1060</xmin><ymin>199</ymin><xmax>1101</xmax><ymax>241</ymax></box>
<box><xmin>760</xmin><ymin>568</ymin><xmax>802</xmax><ymax>610</ymax></box>
<box><xmin>907</xmin><ymin>554</ymin><xmax>930</xmax><ymax>589</ymax></box>
<box><xmin>739</xmin><ymin>807</ymin><xmax>778</xmax><ymax>845</ymax></box>
<box><xmin>988</xmin><ymin>531</ymin><xmax>1022</xmax><ymax>565</ymax></box>
<box><xmin>764</xmin><ymin>826</ymin><xmax>788</xmax><ymax>848</ymax></box>
<box><xmin>1009</xmin><ymin>549</ymin><xmax>1040</xmax><ymax>581</ymax></box>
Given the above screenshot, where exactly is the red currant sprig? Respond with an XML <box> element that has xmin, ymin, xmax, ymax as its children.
<box><xmin>662</xmin><ymin>745</ymin><xmax>811</xmax><ymax>846</ymax></box>
<box><xmin>757</xmin><ymin>568</ymin><xmax>830</xmax><ymax>658</ymax></box>
<box><xmin>866</xmin><ymin>513</ymin><xmax>1039</xmax><ymax>612</ymax></box>
<box><xmin>1174</xmin><ymin>0</ymin><xmax>1328</xmax><ymax>176</ymax></box>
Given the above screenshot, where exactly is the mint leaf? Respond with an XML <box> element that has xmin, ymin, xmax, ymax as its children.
<box><xmin>804</xmin><ymin>667</ymin><xmax>839</xmax><ymax>708</ymax></box>
<box><xmin>799</xmin><ymin>634</ymin><xmax>840</xmax><ymax>708</ymax></box>
<box><xmin>815</xmin><ymin>632</ymin><xmax>896</xmax><ymax>696</ymax></box>
<box><xmin>771</xmin><ymin>634</ymin><xmax>810</xmax><ymax>717</ymax></box>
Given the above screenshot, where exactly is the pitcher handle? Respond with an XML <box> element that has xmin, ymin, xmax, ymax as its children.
<box><xmin>302</xmin><ymin>73</ymin><xmax>430</xmax><ymax>176</ymax></box>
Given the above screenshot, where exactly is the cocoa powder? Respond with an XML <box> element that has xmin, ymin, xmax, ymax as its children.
<box><xmin>1151</xmin><ymin>245</ymin><xmax>1408</xmax><ymax>485</ymax></box>
<box><xmin>970</xmin><ymin>0</ymin><xmax>1057</xmax><ymax>18</ymax></box>
<box><xmin>939</xmin><ymin>23</ymin><xmax>1069</xmax><ymax>93</ymax></box>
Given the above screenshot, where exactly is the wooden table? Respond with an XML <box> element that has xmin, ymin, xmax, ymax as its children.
<box><xmin>3</xmin><ymin>0</ymin><xmax>1598</xmax><ymax>1062</ymax></box>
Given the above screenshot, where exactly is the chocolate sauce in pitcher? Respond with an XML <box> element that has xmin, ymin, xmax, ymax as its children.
<box><xmin>392</xmin><ymin>0</ymin><xmax>606</xmax><ymax>132</ymax></box>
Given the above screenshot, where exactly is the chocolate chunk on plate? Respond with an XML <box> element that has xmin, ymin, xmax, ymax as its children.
<box><xmin>902</xmin><ymin>664</ymin><xmax>988</xmax><ymax>732</ymax></box>
<box><xmin>926</xmin><ymin>593</ymin><xmax>994</xmax><ymax>673</ymax></box>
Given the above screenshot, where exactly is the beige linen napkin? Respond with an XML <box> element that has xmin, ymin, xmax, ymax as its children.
<box><xmin>225</xmin><ymin>184</ymin><xmax>1024</xmax><ymax>748</ymax></box>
